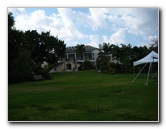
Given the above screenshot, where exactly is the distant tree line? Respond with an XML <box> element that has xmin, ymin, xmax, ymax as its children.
<box><xmin>8</xmin><ymin>12</ymin><xmax>66</xmax><ymax>83</ymax></box>
<box><xmin>96</xmin><ymin>42</ymin><xmax>158</xmax><ymax>74</ymax></box>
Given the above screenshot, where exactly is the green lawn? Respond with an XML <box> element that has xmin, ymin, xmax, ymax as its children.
<box><xmin>8</xmin><ymin>70</ymin><xmax>158</xmax><ymax>121</ymax></box>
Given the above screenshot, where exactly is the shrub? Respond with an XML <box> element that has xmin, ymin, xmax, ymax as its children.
<box><xmin>8</xmin><ymin>71</ymin><xmax>34</xmax><ymax>84</ymax></box>
<box><xmin>78</xmin><ymin>61</ymin><xmax>95</xmax><ymax>70</ymax></box>
<box><xmin>114</xmin><ymin>63</ymin><xmax>123</xmax><ymax>73</ymax></box>
<box><xmin>101</xmin><ymin>62</ymin><xmax>115</xmax><ymax>74</ymax></box>
<box><xmin>8</xmin><ymin>50</ymin><xmax>36</xmax><ymax>83</ymax></box>
<box><xmin>35</xmin><ymin>68</ymin><xmax>52</xmax><ymax>80</ymax></box>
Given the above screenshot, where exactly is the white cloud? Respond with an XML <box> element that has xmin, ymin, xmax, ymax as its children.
<box><xmin>88</xmin><ymin>35</ymin><xmax>100</xmax><ymax>48</ymax></box>
<box><xmin>9</xmin><ymin>8</ymin><xmax>158</xmax><ymax>47</ymax></box>
<box><xmin>146</xmin><ymin>35</ymin><xmax>158</xmax><ymax>46</ymax></box>
<box><xmin>148</xmin><ymin>35</ymin><xmax>158</xmax><ymax>41</ymax></box>
<box><xmin>8</xmin><ymin>8</ymin><xmax>26</xmax><ymax>15</ymax></box>
<box><xmin>57</xmin><ymin>8</ymin><xmax>74</xmax><ymax>28</ymax></box>
<box><xmin>88</xmin><ymin>8</ymin><xmax>108</xmax><ymax>30</ymax></box>
<box><xmin>55</xmin><ymin>8</ymin><xmax>88</xmax><ymax>41</ymax></box>
<box><xmin>105</xmin><ymin>8</ymin><xmax>158</xmax><ymax>37</ymax></box>
<box><xmin>103</xmin><ymin>35</ymin><xmax>111</xmax><ymax>43</ymax></box>
<box><xmin>103</xmin><ymin>29</ymin><xmax>126</xmax><ymax>45</ymax></box>
<box><xmin>11</xmin><ymin>8</ymin><xmax>87</xmax><ymax>43</ymax></box>
<box><xmin>58</xmin><ymin>28</ymin><xmax>86</xmax><ymax>42</ymax></box>
<box><xmin>121</xmin><ymin>15</ymin><xmax>142</xmax><ymax>35</ymax></box>
<box><xmin>14</xmin><ymin>10</ymin><xmax>59</xmax><ymax>32</ymax></box>
<box><xmin>111</xmin><ymin>29</ymin><xmax>125</xmax><ymax>44</ymax></box>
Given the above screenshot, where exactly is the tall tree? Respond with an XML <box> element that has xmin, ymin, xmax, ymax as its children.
<box><xmin>8</xmin><ymin>12</ymin><xmax>66</xmax><ymax>83</ymax></box>
<box><xmin>40</xmin><ymin>32</ymin><xmax>66</xmax><ymax>64</ymax></box>
<box><xmin>8</xmin><ymin>13</ymin><xmax>35</xmax><ymax>83</ymax></box>
<box><xmin>149</xmin><ymin>38</ymin><xmax>158</xmax><ymax>53</ymax></box>
<box><xmin>24</xmin><ymin>30</ymin><xmax>66</xmax><ymax>65</ymax></box>
<box><xmin>24</xmin><ymin>30</ymin><xmax>44</xmax><ymax>65</ymax></box>
<box><xmin>53</xmin><ymin>38</ymin><xmax>66</xmax><ymax>61</ymax></box>
<box><xmin>8</xmin><ymin>12</ymin><xmax>15</xmax><ymax>30</ymax></box>
<box><xmin>102</xmin><ymin>43</ymin><xmax>111</xmax><ymax>55</ymax></box>
<box><xmin>96</xmin><ymin>43</ymin><xmax>114</xmax><ymax>73</ymax></box>
<box><xmin>96</xmin><ymin>51</ymin><xmax>110</xmax><ymax>72</ymax></box>
<box><xmin>120</xmin><ymin>44</ymin><xmax>132</xmax><ymax>73</ymax></box>
<box><xmin>109</xmin><ymin>44</ymin><xmax>121</xmax><ymax>63</ymax></box>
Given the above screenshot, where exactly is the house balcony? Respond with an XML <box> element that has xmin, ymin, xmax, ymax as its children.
<box><xmin>58</xmin><ymin>52</ymin><xmax>95</xmax><ymax>63</ymax></box>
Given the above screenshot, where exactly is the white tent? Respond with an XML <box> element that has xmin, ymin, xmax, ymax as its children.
<box><xmin>133</xmin><ymin>51</ymin><xmax>158</xmax><ymax>66</ymax></box>
<box><xmin>131</xmin><ymin>51</ymin><xmax>158</xmax><ymax>85</ymax></box>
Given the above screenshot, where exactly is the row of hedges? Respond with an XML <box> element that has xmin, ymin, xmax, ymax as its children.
<box><xmin>9</xmin><ymin>64</ymin><xmax>52</xmax><ymax>84</ymax></box>
<box><xmin>97</xmin><ymin>62</ymin><xmax>158</xmax><ymax>74</ymax></box>
<box><xmin>78</xmin><ymin>60</ymin><xmax>96</xmax><ymax>70</ymax></box>
<box><xmin>8</xmin><ymin>71</ymin><xmax>34</xmax><ymax>84</ymax></box>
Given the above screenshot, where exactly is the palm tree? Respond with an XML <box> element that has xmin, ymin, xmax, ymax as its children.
<box><xmin>102</xmin><ymin>42</ymin><xmax>111</xmax><ymax>55</ymax></box>
<box><xmin>96</xmin><ymin>51</ymin><xmax>110</xmax><ymax>72</ymax></box>
<box><xmin>75</xmin><ymin>44</ymin><xmax>86</xmax><ymax>61</ymax></box>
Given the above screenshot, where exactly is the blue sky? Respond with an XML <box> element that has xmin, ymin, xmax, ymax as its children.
<box><xmin>8</xmin><ymin>8</ymin><xmax>159</xmax><ymax>48</ymax></box>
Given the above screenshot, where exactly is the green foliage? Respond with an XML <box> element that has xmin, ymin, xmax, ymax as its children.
<box><xmin>83</xmin><ymin>60</ymin><xmax>95</xmax><ymax>70</ymax></box>
<box><xmin>100</xmin><ymin>62</ymin><xmax>115</xmax><ymax>74</ymax></box>
<box><xmin>24</xmin><ymin>30</ymin><xmax>66</xmax><ymax>65</ymax></box>
<box><xmin>97</xmin><ymin>42</ymin><xmax>155</xmax><ymax>73</ymax></box>
<box><xmin>8</xmin><ymin>12</ymin><xmax>65</xmax><ymax>83</ymax></box>
<box><xmin>149</xmin><ymin>38</ymin><xmax>158</xmax><ymax>53</ymax></box>
<box><xmin>106</xmin><ymin>63</ymin><xmax>116</xmax><ymax>73</ymax></box>
<box><xmin>75</xmin><ymin>44</ymin><xmax>86</xmax><ymax>54</ymax></box>
<box><xmin>96</xmin><ymin>51</ymin><xmax>115</xmax><ymax>73</ymax></box>
<box><xmin>75</xmin><ymin>44</ymin><xmax>85</xmax><ymax>60</ymax></box>
<box><xmin>8</xmin><ymin>12</ymin><xmax>15</xmax><ymax>30</ymax></box>
<box><xmin>78</xmin><ymin>60</ymin><xmax>95</xmax><ymax>70</ymax></box>
<box><xmin>35</xmin><ymin>67</ymin><xmax>52</xmax><ymax>80</ymax></box>
<box><xmin>113</xmin><ymin>63</ymin><xmax>123</xmax><ymax>73</ymax></box>
<box><xmin>96</xmin><ymin>52</ymin><xmax>109</xmax><ymax>71</ymax></box>
<box><xmin>102</xmin><ymin>42</ymin><xmax>111</xmax><ymax>54</ymax></box>
<box><xmin>8</xmin><ymin>50</ymin><xmax>35</xmax><ymax>83</ymax></box>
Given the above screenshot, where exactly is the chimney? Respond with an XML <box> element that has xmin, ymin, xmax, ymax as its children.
<box><xmin>99</xmin><ymin>44</ymin><xmax>102</xmax><ymax>49</ymax></box>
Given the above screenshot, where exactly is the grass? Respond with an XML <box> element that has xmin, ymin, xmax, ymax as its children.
<box><xmin>8</xmin><ymin>70</ymin><xmax>159</xmax><ymax>121</ymax></box>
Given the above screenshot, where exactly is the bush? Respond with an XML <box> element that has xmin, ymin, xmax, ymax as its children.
<box><xmin>8</xmin><ymin>71</ymin><xmax>34</xmax><ymax>84</ymax></box>
<box><xmin>101</xmin><ymin>62</ymin><xmax>115</xmax><ymax>74</ymax></box>
<box><xmin>35</xmin><ymin>68</ymin><xmax>52</xmax><ymax>80</ymax></box>
<box><xmin>8</xmin><ymin>50</ymin><xmax>36</xmax><ymax>83</ymax></box>
<box><xmin>78</xmin><ymin>61</ymin><xmax>95</xmax><ymax>70</ymax></box>
<box><xmin>114</xmin><ymin>63</ymin><xmax>123</xmax><ymax>73</ymax></box>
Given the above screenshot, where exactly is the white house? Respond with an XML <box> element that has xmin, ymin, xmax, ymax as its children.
<box><xmin>50</xmin><ymin>45</ymin><xmax>100</xmax><ymax>72</ymax></box>
<box><xmin>63</xmin><ymin>45</ymin><xmax>99</xmax><ymax>62</ymax></box>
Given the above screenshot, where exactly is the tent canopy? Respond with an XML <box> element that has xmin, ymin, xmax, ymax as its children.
<box><xmin>133</xmin><ymin>51</ymin><xmax>158</xmax><ymax>66</ymax></box>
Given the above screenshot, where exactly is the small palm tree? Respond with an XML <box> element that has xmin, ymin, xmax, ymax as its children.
<box><xmin>103</xmin><ymin>43</ymin><xmax>111</xmax><ymax>55</ymax></box>
<box><xmin>96</xmin><ymin>51</ymin><xmax>110</xmax><ymax>72</ymax></box>
<box><xmin>75</xmin><ymin>44</ymin><xmax>86</xmax><ymax>61</ymax></box>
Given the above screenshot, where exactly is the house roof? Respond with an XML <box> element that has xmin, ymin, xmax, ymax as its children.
<box><xmin>66</xmin><ymin>45</ymin><xmax>99</xmax><ymax>53</ymax></box>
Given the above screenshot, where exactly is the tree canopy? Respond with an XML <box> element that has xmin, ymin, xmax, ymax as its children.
<box><xmin>8</xmin><ymin>12</ymin><xmax>66</xmax><ymax>83</ymax></box>
<box><xmin>96</xmin><ymin>42</ymin><xmax>155</xmax><ymax>73</ymax></box>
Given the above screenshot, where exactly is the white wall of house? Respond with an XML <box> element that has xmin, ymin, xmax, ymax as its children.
<box><xmin>93</xmin><ymin>50</ymin><xmax>100</xmax><ymax>62</ymax></box>
<box><xmin>64</xmin><ymin>51</ymin><xmax>99</xmax><ymax>62</ymax></box>
<box><xmin>51</xmin><ymin>45</ymin><xmax>100</xmax><ymax>72</ymax></box>
<box><xmin>49</xmin><ymin>61</ymin><xmax>81</xmax><ymax>73</ymax></box>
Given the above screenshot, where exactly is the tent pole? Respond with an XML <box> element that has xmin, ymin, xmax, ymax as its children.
<box><xmin>151</xmin><ymin>71</ymin><xmax>158</xmax><ymax>79</ymax></box>
<box><xmin>144</xmin><ymin>62</ymin><xmax>152</xmax><ymax>86</ymax></box>
<box><xmin>131</xmin><ymin>63</ymin><xmax>148</xmax><ymax>84</ymax></box>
